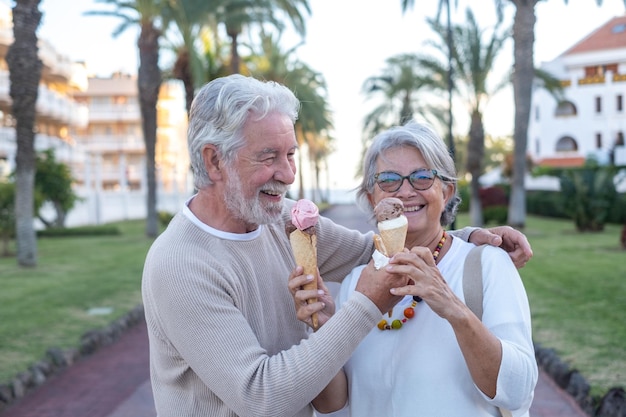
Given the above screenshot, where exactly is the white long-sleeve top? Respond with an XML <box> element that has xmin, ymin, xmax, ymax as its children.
<box><xmin>332</xmin><ymin>237</ymin><xmax>538</xmax><ymax>417</ymax></box>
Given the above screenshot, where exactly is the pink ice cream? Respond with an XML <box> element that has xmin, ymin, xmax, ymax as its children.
<box><xmin>291</xmin><ymin>199</ymin><xmax>319</xmax><ymax>230</ymax></box>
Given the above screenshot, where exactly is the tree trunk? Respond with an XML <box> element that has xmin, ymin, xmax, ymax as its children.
<box><xmin>7</xmin><ymin>0</ymin><xmax>42</xmax><ymax>267</ymax></box>
<box><xmin>228</xmin><ymin>30</ymin><xmax>241</xmax><ymax>74</ymax></box>
<box><xmin>508</xmin><ymin>1</ymin><xmax>537</xmax><ymax>229</ymax></box>
<box><xmin>138</xmin><ymin>22</ymin><xmax>162</xmax><ymax>238</ymax></box>
<box><xmin>173</xmin><ymin>48</ymin><xmax>194</xmax><ymax>115</ymax></box>
<box><xmin>467</xmin><ymin>110</ymin><xmax>485</xmax><ymax>227</ymax></box>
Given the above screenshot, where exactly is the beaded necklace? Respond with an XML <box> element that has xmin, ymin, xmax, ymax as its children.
<box><xmin>377</xmin><ymin>230</ymin><xmax>447</xmax><ymax>331</ymax></box>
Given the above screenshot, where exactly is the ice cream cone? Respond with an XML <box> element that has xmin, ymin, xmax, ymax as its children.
<box><xmin>378</xmin><ymin>223</ymin><xmax>408</xmax><ymax>256</ymax></box>
<box><xmin>289</xmin><ymin>229</ymin><xmax>319</xmax><ymax>329</ymax></box>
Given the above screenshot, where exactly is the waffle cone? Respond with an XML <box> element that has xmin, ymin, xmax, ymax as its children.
<box><xmin>378</xmin><ymin>223</ymin><xmax>408</xmax><ymax>256</ymax></box>
<box><xmin>289</xmin><ymin>229</ymin><xmax>319</xmax><ymax>329</ymax></box>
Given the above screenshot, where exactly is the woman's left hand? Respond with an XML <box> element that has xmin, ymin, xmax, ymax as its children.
<box><xmin>387</xmin><ymin>248</ymin><xmax>466</xmax><ymax>320</ymax></box>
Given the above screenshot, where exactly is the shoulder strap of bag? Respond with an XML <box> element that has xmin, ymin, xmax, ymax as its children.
<box><xmin>462</xmin><ymin>244</ymin><xmax>514</xmax><ymax>417</ymax></box>
<box><xmin>463</xmin><ymin>244</ymin><xmax>487</xmax><ymax>320</ymax></box>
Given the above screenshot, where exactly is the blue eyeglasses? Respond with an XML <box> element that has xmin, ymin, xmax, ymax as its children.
<box><xmin>374</xmin><ymin>169</ymin><xmax>445</xmax><ymax>193</ymax></box>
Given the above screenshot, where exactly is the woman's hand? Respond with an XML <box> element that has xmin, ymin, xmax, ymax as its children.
<box><xmin>288</xmin><ymin>266</ymin><xmax>336</xmax><ymax>329</ymax></box>
<box><xmin>469</xmin><ymin>225</ymin><xmax>533</xmax><ymax>268</ymax></box>
<box><xmin>387</xmin><ymin>249</ymin><xmax>465</xmax><ymax>320</ymax></box>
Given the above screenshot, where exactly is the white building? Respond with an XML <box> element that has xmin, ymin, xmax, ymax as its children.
<box><xmin>0</xmin><ymin>2</ymin><xmax>89</xmax><ymax>179</ymax></box>
<box><xmin>0</xmin><ymin>3</ymin><xmax>192</xmax><ymax>226</ymax></box>
<box><xmin>528</xmin><ymin>14</ymin><xmax>626</xmax><ymax>170</ymax></box>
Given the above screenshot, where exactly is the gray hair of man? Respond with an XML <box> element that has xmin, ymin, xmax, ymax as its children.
<box><xmin>355</xmin><ymin>121</ymin><xmax>461</xmax><ymax>227</ymax></box>
<box><xmin>187</xmin><ymin>74</ymin><xmax>301</xmax><ymax>190</ymax></box>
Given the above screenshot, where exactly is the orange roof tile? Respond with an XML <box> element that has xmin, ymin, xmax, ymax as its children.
<box><xmin>563</xmin><ymin>14</ymin><xmax>626</xmax><ymax>56</ymax></box>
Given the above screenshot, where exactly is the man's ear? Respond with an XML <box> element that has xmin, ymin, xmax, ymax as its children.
<box><xmin>202</xmin><ymin>144</ymin><xmax>223</xmax><ymax>181</ymax></box>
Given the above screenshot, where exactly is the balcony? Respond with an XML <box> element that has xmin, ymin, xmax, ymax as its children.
<box><xmin>578</xmin><ymin>75</ymin><xmax>606</xmax><ymax>85</ymax></box>
<box><xmin>0</xmin><ymin>70</ymin><xmax>88</xmax><ymax>127</ymax></box>
<box><xmin>75</xmin><ymin>134</ymin><xmax>145</xmax><ymax>154</ymax></box>
<box><xmin>87</xmin><ymin>104</ymin><xmax>141</xmax><ymax>123</ymax></box>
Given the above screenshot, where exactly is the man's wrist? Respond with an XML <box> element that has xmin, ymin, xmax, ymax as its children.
<box><xmin>450</xmin><ymin>226</ymin><xmax>480</xmax><ymax>243</ymax></box>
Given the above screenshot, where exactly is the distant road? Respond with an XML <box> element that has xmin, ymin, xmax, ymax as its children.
<box><xmin>322</xmin><ymin>203</ymin><xmax>375</xmax><ymax>234</ymax></box>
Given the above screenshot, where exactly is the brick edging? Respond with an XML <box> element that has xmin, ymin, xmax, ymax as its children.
<box><xmin>535</xmin><ymin>342</ymin><xmax>626</xmax><ymax>416</ymax></box>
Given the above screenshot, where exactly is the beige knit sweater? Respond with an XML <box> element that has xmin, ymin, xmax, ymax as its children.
<box><xmin>142</xmin><ymin>199</ymin><xmax>380</xmax><ymax>416</ymax></box>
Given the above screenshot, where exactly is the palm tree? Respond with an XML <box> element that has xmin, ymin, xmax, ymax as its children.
<box><xmin>361</xmin><ymin>53</ymin><xmax>447</xmax><ymax>143</ymax></box>
<box><xmin>7</xmin><ymin>0</ymin><xmax>43</xmax><ymax>267</ymax></box>
<box><xmin>165</xmin><ymin>0</ymin><xmax>221</xmax><ymax>114</ymax></box>
<box><xmin>216</xmin><ymin>0</ymin><xmax>311</xmax><ymax>74</ymax></box>
<box><xmin>248</xmin><ymin>31</ymin><xmax>334</xmax><ymax>199</ymax></box>
<box><xmin>422</xmin><ymin>9</ymin><xmax>511</xmax><ymax>226</ymax></box>
<box><xmin>401</xmin><ymin>0</ymin><xmax>458</xmax><ymax>159</ymax></box>
<box><xmin>87</xmin><ymin>0</ymin><xmax>171</xmax><ymax>238</ymax></box>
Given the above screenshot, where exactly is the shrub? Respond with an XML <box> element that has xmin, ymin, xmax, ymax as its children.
<box><xmin>37</xmin><ymin>225</ymin><xmax>121</xmax><ymax>237</ymax></box>
<box><xmin>479</xmin><ymin>185</ymin><xmax>508</xmax><ymax>224</ymax></box>
<box><xmin>158</xmin><ymin>211</ymin><xmax>174</xmax><ymax>227</ymax></box>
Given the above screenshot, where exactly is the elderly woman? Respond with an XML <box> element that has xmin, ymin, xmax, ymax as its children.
<box><xmin>290</xmin><ymin>121</ymin><xmax>537</xmax><ymax>417</ymax></box>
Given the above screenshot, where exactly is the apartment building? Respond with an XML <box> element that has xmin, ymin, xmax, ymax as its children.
<box><xmin>528</xmin><ymin>14</ymin><xmax>626</xmax><ymax>169</ymax></box>
<box><xmin>72</xmin><ymin>73</ymin><xmax>190</xmax><ymax>195</ymax></box>
<box><xmin>0</xmin><ymin>2</ymin><xmax>89</xmax><ymax>179</ymax></box>
<box><xmin>0</xmin><ymin>3</ymin><xmax>191</xmax><ymax>225</ymax></box>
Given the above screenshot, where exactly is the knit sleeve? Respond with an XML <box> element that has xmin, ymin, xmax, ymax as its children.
<box><xmin>143</xmin><ymin>218</ymin><xmax>382</xmax><ymax>417</ymax></box>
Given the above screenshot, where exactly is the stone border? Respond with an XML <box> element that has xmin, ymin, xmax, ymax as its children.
<box><xmin>535</xmin><ymin>342</ymin><xmax>626</xmax><ymax>417</ymax></box>
<box><xmin>0</xmin><ymin>304</ymin><xmax>144</xmax><ymax>412</ymax></box>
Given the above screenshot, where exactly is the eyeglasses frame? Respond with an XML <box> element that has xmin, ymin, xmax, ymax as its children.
<box><xmin>373</xmin><ymin>169</ymin><xmax>449</xmax><ymax>193</ymax></box>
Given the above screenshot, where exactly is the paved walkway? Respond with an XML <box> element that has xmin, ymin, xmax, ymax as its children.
<box><xmin>1</xmin><ymin>204</ymin><xmax>590</xmax><ymax>417</ymax></box>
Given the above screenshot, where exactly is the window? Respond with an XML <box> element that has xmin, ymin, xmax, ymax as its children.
<box><xmin>555</xmin><ymin>101</ymin><xmax>577</xmax><ymax>117</ymax></box>
<box><xmin>617</xmin><ymin>132</ymin><xmax>625</xmax><ymax>147</ymax></box>
<box><xmin>596</xmin><ymin>133</ymin><xmax>602</xmax><ymax>149</ymax></box>
<box><xmin>595</xmin><ymin>96</ymin><xmax>602</xmax><ymax>114</ymax></box>
<box><xmin>535</xmin><ymin>106</ymin><xmax>540</xmax><ymax>121</ymax></box>
<box><xmin>618</xmin><ymin>95</ymin><xmax>623</xmax><ymax>112</ymax></box>
<box><xmin>535</xmin><ymin>138</ymin><xmax>540</xmax><ymax>155</ymax></box>
<box><xmin>612</xmin><ymin>23</ymin><xmax>626</xmax><ymax>34</ymax></box>
<box><xmin>555</xmin><ymin>136</ymin><xmax>578</xmax><ymax>152</ymax></box>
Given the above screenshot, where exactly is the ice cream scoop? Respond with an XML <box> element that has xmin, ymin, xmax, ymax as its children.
<box><xmin>291</xmin><ymin>199</ymin><xmax>319</xmax><ymax>231</ymax></box>
<box><xmin>374</xmin><ymin>197</ymin><xmax>404</xmax><ymax>222</ymax></box>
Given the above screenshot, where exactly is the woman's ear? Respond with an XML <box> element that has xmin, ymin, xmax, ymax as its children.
<box><xmin>367</xmin><ymin>192</ymin><xmax>376</xmax><ymax>209</ymax></box>
<box><xmin>442</xmin><ymin>182</ymin><xmax>455</xmax><ymax>205</ymax></box>
<box><xmin>202</xmin><ymin>144</ymin><xmax>223</xmax><ymax>181</ymax></box>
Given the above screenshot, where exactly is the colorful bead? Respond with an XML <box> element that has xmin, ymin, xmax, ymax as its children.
<box><xmin>433</xmin><ymin>231</ymin><xmax>447</xmax><ymax>263</ymax></box>
<box><xmin>378</xmin><ymin>300</ymin><xmax>418</xmax><ymax>331</ymax></box>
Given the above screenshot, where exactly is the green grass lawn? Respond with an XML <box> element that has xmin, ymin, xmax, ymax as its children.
<box><xmin>0</xmin><ymin>215</ymin><xmax>625</xmax><ymax>399</ymax></box>
<box><xmin>0</xmin><ymin>220</ymin><xmax>152</xmax><ymax>383</ymax></box>
<box><xmin>456</xmin><ymin>214</ymin><xmax>626</xmax><ymax>397</ymax></box>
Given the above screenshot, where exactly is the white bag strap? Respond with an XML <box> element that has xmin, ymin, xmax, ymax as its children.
<box><xmin>462</xmin><ymin>244</ymin><xmax>513</xmax><ymax>417</ymax></box>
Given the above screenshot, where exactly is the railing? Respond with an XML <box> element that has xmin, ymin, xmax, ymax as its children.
<box><xmin>578</xmin><ymin>75</ymin><xmax>606</xmax><ymax>85</ymax></box>
<box><xmin>0</xmin><ymin>70</ymin><xmax>88</xmax><ymax>126</ymax></box>
<box><xmin>87</xmin><ymin>104</ymin><xmax>142</xmax><ymax>122</ymax></box>
<box><xmin>75</xmin><ymin>134</ymin><xmax>145</xmax><ymax>153</ymax></box>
